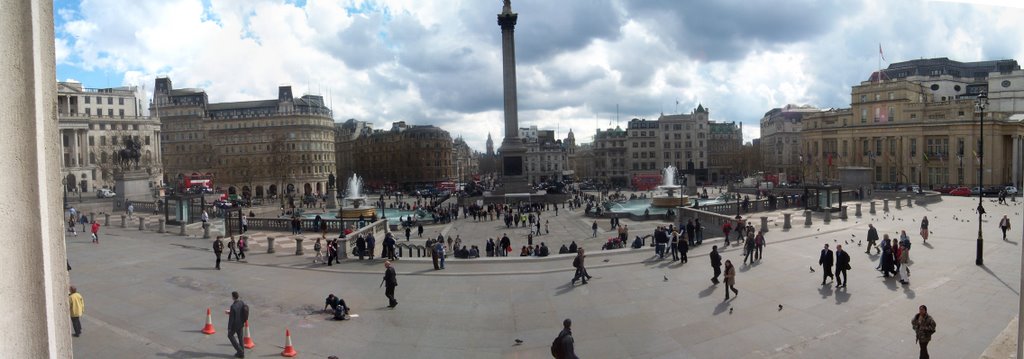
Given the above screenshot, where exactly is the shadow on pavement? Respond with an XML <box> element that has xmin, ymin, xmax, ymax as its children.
<box><xmin>818</xmin><ymin>284</ymin><xmax>833</xmax><ymax>299</ymax></box>
<box><xmin>980</xmin><ymin>265</ymin><xmax>1020</xmax><ymax>295</ymax></box>
<box><xmin>179</xmin><ymin>267</ymin><xmax>217</xmax><ymax>271</ymax></box>
<box><xmin>155</xmin><ymin>350</ymin><xmax>237</xmax><ymax>359</ymax></box>
<box><xmin>713</xmin><ymin>299</ymin><xmax>731</xmax><ymax>315</ymax></box>
<box><xmin>834</xmin><ymin>287</ymin><xmax>850</xmax><ymax>304</ymax></box>
<box><xmin>698</xmin><ymin>284</ymin><xmax>716</xmax><ymax>298</ymax></box>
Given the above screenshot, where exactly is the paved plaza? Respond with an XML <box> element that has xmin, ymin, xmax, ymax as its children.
<box><xmin>68</xmin><ymin>195</ymin><xmax>1024</xmax><ymax>358</ymax></box>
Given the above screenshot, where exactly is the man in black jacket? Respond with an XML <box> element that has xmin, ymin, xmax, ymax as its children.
<box><xmin>835</xmin><ymin>245</ymin><xmax>851</xmax><ymax>288</ymax></box>
<box><xmin>553</xmin><ymin>318</ymin><xmax>578</xmax><ymax>359</ymax></box>
<box><xmin>226</xmin><ymin>291</ymin><xmax>249</xmax><ymax>358</ymax></box>
<box><xmin>710</xmin><ymin>246</ymin><xmax>722</xmax><ymax>284</ymax></box>
<box><xmin>866</xmin><ymin>224</ymin><xmax>880</xmax><ymax>254</ymax></box>
<box><xmin>819</xmin><ymin>244</ymin><xmax>835</xmax><ymax>285</ymax></box>
<box><xmin>383</xmin><ymin>261</ymin><xmax>398</xmax><ymax>308</ymax></box>
<box><xmin>213</xmin><ymin>236</ymin><xmax>224</xmax><ymax>270</ymax></box>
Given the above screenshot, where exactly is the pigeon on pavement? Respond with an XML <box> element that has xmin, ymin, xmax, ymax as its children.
<box><xmin>514</xmin><ymin>339</ymin><xmax>523</xmax><ymax>345</ymax></box>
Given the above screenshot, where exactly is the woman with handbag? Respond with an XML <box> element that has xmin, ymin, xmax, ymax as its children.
<box><xmin>919</xmin><ymin>216</ymin><xmax>929</xmax><ymax>242</ymax></box>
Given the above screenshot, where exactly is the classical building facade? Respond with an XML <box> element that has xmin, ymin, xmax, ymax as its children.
<box><xmin>759</xmin><ymin>104</ymin><xmax>819</xmax><ymax>182</ymax></box>
<box><xmin>57</xmin><ymin>81</ymin><xmax>162</xmax><ymax>194</ymax></box>
<box><xmin>516</xmin><ymin>125</ymin><xmax>572</xmax><ymax>185</ymax></box>
<box><xmin>153</xmin><ymin>77</ymin><xmax>335</xmax><ymax>200</ymax></box>
<box><xmin>707</xmin><ymin>121</ymin><xmax>742</xmax><ymax>182</ymax></box>
<box><xmin>334</xmin><ymin>119</ymin><xmax>374</xmax><ymax>182</ymax></box>
<box><xmin>341</xmin><ymin>121</ymin><xmax>454</xmax><ymax>189</ymax></box>
<box><xmin>452</xmin><ymin>136</ymin><xmax>478</xmax><ymax>182</ymax></box>
<box><xmin>801</xmin><ymin>57</ymin><xmax>1024</xmax><ymax>188</ymax></box>
<box><xmin>591</xmin><ymin>105</ymin><xmax>711</xmax><ymax>187</ymax></box>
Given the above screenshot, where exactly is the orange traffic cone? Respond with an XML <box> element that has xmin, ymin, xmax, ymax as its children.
<box><xmin>201</xmin><ymin>308</ymin><xmax>216</xmax><ymax>335</ymax></box>
<box><xmin>281</xmin><ymin>328</ymin><xmax>298</xmax><ymax>357</ymax></box>
<box><xmin>243</xmin><ymin>321</ymin><xmax>255</xmax><ymax>349</ymax></box>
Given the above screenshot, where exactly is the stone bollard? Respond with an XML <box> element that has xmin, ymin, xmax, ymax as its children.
<box><xmin>840</xmin><ymin>206</ymin><xmax>848</xmax><ymax>220</ymax></box>
<box><xmin>338</xmin><ymin>238</ymin><xmax>349</xmax><ymax>259</ymax></box>
<box><xmin>158</xmin><ymin>219</ymin><xmax>166</xmax><ymax>233</ymax></box>
<box><xmin>907</xmin><ymin>197</ymin><xmax>913</xmax><ymax>208</ymax></box>
<box><xmin>179</xmin><ymin>222</ymin><xmax>187</xmax><ymax>236</ymax></box>
<box><xmin>824</xmin><ymin>209</ymin><xmax>831</xmax><ymax>224</ymax></box>
<box><xmin>89</xmin><ymin>212</ymin><xmax>95</xmax><ymax>224</ymax></box>
<box><xmin>121</xmin><ymin>214</ymin><xmax>127</xmax><ymax>228</ymax></box>
<box><xmin>804</xmin><ymin>210</ymin><xmax>812</xmax><ymax>226</ymax></box>
<box><xmin>855</xmin><ymin>203</ymin><xmax>862</xmax><ymax>217</ymax></box>
<box><xmin>138</xmin><ymin>217</ymin><xmax>145</xmax><ymax>231</ymax></box>
<box><xmin>203</xmin><ymin>224</ymin><xmax>210</xmax><ymax>239</ymax></box>
<box><xmin>104</xmin><ymin>213</ymin><xmax>111</xmax><ymax>227</ymax></box>
<box><xmin>895</xmin><ymin>198</ymin><xmax>902</xmax><ymax>210</ymax></box>
<box><xmin>883</xmin><ymin>199</ymin><xmax>890</xmax><ymax>212</ymax></box>
<box><xmin>294</xmin><ymin>237</ymin><xmax>304</xmax><ymax>256</ymax></box>
<box><xmin>760</xmin><ymin>216</ymin><xmax>768</xmax><ymax>233</ymax></box>
<box><xmin>267</xmin><ymin>237</ymin><xmax>276</xmax><ymax>253</ymax></box>
<box><xmin>783</xmin><ymin>213</ymin><xmax>792</xmax><ymax>229</ymax></box>
<box><xmin>870</xmin><ymin>201</ymin><xmax>877</xmax><ymax>215</ymax></box>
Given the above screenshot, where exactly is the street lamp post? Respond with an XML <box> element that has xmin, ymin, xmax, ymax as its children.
<box><xmin>976</xmin><ymin>91</ymin><xmax>988</xmax><ymax>266</ymax></box>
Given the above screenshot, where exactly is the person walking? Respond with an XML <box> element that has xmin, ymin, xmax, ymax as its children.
<box><xmin>571</xmin><ymin>248</ymin><xmax>591</xmax><ymax>285</ymax></box>
<box><xmin>679</xmin><ymin>231</ymin><xmax>689</xmax><ymax>264</ymax></box>
<box><xmin>866</xmin><ymin>224</ymin><xmax>880</xmax><ymax>254</ymax></box>
<box><xmin>90</xmin><ymin>220</ymin><xmax>100</xmax><ymax>244</ymax></box>
<box><xmin>880</xmin><ymin>235</ymin><xmax>896</xmax><ymax>277</ymax></box>
<box><xmin>591</xmin><ymin>220</ymin><xmax>598</xmax><ymax>238</ymax></box>
<box><xmin>1000</xmin><ymin>215</ymin><xmax>1012</xmax><ymax>240</ymax></box>
<box><xmin>753</xmin><ymin>230</ymin><xmax>765</xmax><ymax>261</ymax></box>
<box><xmin>743</xmin><ymin>232</ymin><xmax>756</xmax><ymax>265</ymax></box>
<box><xmin>899</xmin><ymin>230</ymin><xmax>912</xmax><ymax>261</ymax></box>
<box><xmin>213</xmin><ymin>236</ymin><xmax>224</xmax><ymax>270</ymax></box>
<box><xmin>818</xmin><ymin>244</ymin><xmax>834</xmax><ymax>285</ymax></box>
<box><xmin>686</xmin><ymin>219</ymin><xmax>696</xmax><ymax>247</ymax></box>
<box><xmin>898</xmin><ymin>242</ymin><xmax>911</xmax><ymax>284</ymax></box>
<box><xmin>724</xmin><ymin>260</ymin><xmax>738</xmax><ymax>300</ymax></box>
<box><xmin>226</xmin><ymin>291</ymin><xmax>249</xmax><ymax>358</ymax></box>
<box><xmin>835</xmin><ymin>245</ymin><xmax>850</xmax><ymax>288</ymax></box>
<box><xmin>417</xmin><ymin>223</ymin><xmax>424</xmax><ymax>238</ymax></box>
<box><xmin>552</xmin><ymin>318</ymin><xmax>578</xmax><ymax>359</ymax></box>
<box><xmin>313</xmin><ymin>237</ymin><xmax>324</xmax><ymax>264</ymax></box>
<box><xmin>327</xmin><ymin>238</ymin><xmax>338</xmax><ymax>266</ymax></box>
<box><xmin>405</xmin><ymin>226</ymin><xmax>411</xmax><ymax>241</ymax></box>
<box><xmin>366</xmin><ymin>233</ymin><xmax>376</xmax><ymax>260</ymax></box>
<box><xmin>69</xmin><ymin>286</ymin><xmax>84</xmax><ymax>337</ymax></box>
<box><xmin>669</xmin><ymin>230</ymin><xmax>679</xmax><ymax>261</ymax></box>
<box><xmin>383</xmin><ymin>261</ymin><xmax>398</xmax><ymax>308</ymax></box>
<box><xmin>355</xmin><ymin>235</ymin><xmax>367</xmax><ymax>260</ymax></box>
<box><xmin>911</xmin><ymin>305</ymin><xmax>937</xmax><ymax>359</ymax></box>
<box><xmin>722</xmin><ymin>221</ymin><xmax>733</xmax><ymax>247</ymax></box>
<box><xmin>383</xmin><ymin>232</ymin><xmax>396</xmax><ymax>261</ymax></box>
<box><xmin>227</xmin><ymin>236</ymin><xmax>239</xmax><ymax>261</ymax></box>
<box><xmin>919</xmin><ymin>216</ymin><xmax>929</xmax><ymax>242</ymax></box>
<box><xmin>710</xmin><ymin>245</ymin><xmax>722</xmax><ymax>284</ymax></box>
<box><xmin>127</xmin><ymin>202</ymin><xmax>134</xmax><ymax>219</ymax></box>
<box><xmin>240</xmin><ymin>215</ymin><xmax>248</xmax><ymax>234</ymax></box>
<box><xmin>695</xmin><ymin>218</ymin><xmax>704</xmax><ymax>245</ymax></box>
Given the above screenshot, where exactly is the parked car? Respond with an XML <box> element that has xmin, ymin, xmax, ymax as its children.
<box><xmin>1006</xmin><ymin>186</ymin><xmax>1019</xmax><ymax>195</ymax></box>
<box><xmin>984</xmin><ymin>186</ymin><xmax>1003</xmax><ymax>197</ymax></box>
<box><xmin>949</xmin><ymin>187</ymin><xmax>972</xmax><ymax>196</ymax></box>
<box><xmin>935</xmin><ymin>185</ymin><xmax>958</xmax><ymax>194</ymax></box>
<box><xmin>96</xmin><ymin>188</ymin><xmax>116</xmax><ymax>198</ymax></box>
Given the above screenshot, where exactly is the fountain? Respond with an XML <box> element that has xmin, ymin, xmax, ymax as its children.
<box><xmin>651</xmin><ymin>165</ymin><xmax>690</xmax><ymax>207</ymax></box>
<box><xmin>337</xmin><ymin>174</ymin><xmax>376</xmax><ymax>219</ymax></box>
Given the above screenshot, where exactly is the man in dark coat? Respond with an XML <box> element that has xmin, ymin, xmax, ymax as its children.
<box><xmin>553</xmin><ymin>318</ymin><xmax>579</xmax><ymax>359</ymax></box>
<box><xmin>866</xmin><ymin>224</ymin><xmax>880</xmax><ymax>254</ymax></box>
<box><xmin>355</xmin><ymin>235</ymin><xmax>367</xmax><ymax>260</ymax></box>
<box><xmin>226</xmin><ymin>291</ymin><xmax>249</xmax><ymax>358</ymax></box>
<box><xmin>835</xmin><ymin>244</ymin><xmax>851</xmax><ymax>288</ymax></box>
<box><xmin>571</xmin><ymin>249</ymin><xmax>591</xmax><ymax>285</ymax></box>
<box><xmin>819</xmin><ymin>244</ymin><xmax>834</xmax><ymax>285</ymax></box>
<box><xmin>383</xmin><ymin>261</ymin><xmax>398</xmax><ymax>308</ymax></box>
<box><xmin>710</xmin><ymin>245</ymin><xmax>722</xmax><ymax>284</ymax></box>
<box><xmin>213</xmin><ymin>236</ymin><xmax>224</xmax><ymax>270</ymax></box>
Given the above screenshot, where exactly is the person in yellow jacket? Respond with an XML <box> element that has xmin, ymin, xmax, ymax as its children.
<box><xmin>69</xmin><ymin>286</ymin><xmax>84</xmax><ymax>337</ymax></box>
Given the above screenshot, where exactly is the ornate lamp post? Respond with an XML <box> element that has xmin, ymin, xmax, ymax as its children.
<box><xmin>976</xmin><ymin>91</ymin><xmax>988</xmax><ymax>266</ymax></box>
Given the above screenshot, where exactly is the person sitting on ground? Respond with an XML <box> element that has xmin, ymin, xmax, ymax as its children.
<box><xmin>632</xmin><ymin>235</ymin><xmax>644</xmax><ymax>249</ymax></box>
<box><xmin>568</xmin><ymin>241</ymin><xmax>578</xmax><ymax>253</ymax></box>
<box><xmin>533</xmin><ymin>245</ymin><xmax>541</xmax><ymax>256</ymax></box>
<box><xmin>324</xmin><ymin>294</ymin><xmax>349</xmax><ymax>320</ymax></box>
<box><xmin>559</xmin><ymin>244</ymin><xmax>570</xmax><ymax>254</ymax></box>
<box><xmin>457</xmin><ymin>245</ymin><xmax>470</xmax><ymax>259</ymax></box>
<box><xmin>539</xmin><ymin>243</ymin><xmax>550</xmax><ymax>257</ymax></box>
<box><xmin>469</xmin><ymin>245</ymin><xmax>480</xmax><ymax>258</ymax></box>
<box><xmin>520</xmin><ymin>246</ymin><xmax>530</xmax><ymax>257</ymax></box>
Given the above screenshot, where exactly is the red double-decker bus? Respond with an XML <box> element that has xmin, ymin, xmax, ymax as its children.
<box><xmin>632</xmin><ymin>173</ymin><xmax>663</xmax><ymax>191</ymax></box>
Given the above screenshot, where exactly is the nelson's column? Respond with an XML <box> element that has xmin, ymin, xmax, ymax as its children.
<box><xmin>496</xmin><ymin>0</ymin><xmax>531</xmax><ymax>193</ymax></box>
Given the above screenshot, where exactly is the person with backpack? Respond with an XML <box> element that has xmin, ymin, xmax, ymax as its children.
<box><xmin>551</xmin><ymin>318</ymin><xmax>578</xmax><ymax>359</ymax></box>
<box><xmin>571</xmin><ymin>248</ymin><xmax>591</xmax><ymax>285</ymax></box>
<box><xmin>899</xmin><ymin>230</ymin><xmax>911</xmax><ymax>261</ymax></box>
<box><xmin>226</xmin><ymin>291</ymin><xmax>249</xmax><ymax>358</ymax></box>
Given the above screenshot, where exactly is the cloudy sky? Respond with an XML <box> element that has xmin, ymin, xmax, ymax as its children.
<box><xmin>55</xmin><ymin>0</ymin><xmax>1024</xmax><ymax>151</ymax></box>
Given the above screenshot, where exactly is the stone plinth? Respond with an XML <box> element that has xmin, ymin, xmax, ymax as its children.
<box><xmin>883</xmin><ymin>199</ymin><xmax>889</xmax><ymax>212</ymax></box>
<box><xmin>326</xmin><ymin>188</ymin><xmax>338</xmax><ymax>210</ymax></box>
<box><xmin>180</xmin><ymin>223</ymin><xmax>186</xmax><ymax>236</ymax></box>
<box><xmin>760</xmin><ymin>216</ymin><xmax>768</xmax><ymax>233</ymax></box>
<box><xmin>870</xmin><ymin>201</ymin><xmax>877</xmax><ymax>215</ymax></box>
<box><xmin>113</xmin><ymin>169</ymin><xmax>152</xmax><ymax>204</ymax></box>
<box><xmin>824</xmin><ymin>209</ymin><xmax>831</xmax><ymax>223</ymax></box>
<box><xmin>338</xmin><ymin>238</ymin><xmax>349</xmax><ymax>259</ymax></box>
<box><xmin>907</xmin><ymin>197</ymin><xmax>913</xmax><ymax>207</ymax></box>
<box><xmin>203</xmin><ymin>224</ymin><xmax>210</xmax><ymax>239</ymax></box>
<box><xmin>294</xmin><ymin>237</ymin><xmax>304</xmax><ymax>255</ymax></box>
<box><xmin>840</xmin><ymin>206</ymin><xmax>848</xmax><ymax>220</ymax></box>
<box><xmin>158</xmin><ymin>219</ymin><xmax>165</xmax><ymax>233</ymax></box>
<box><xmin>267</xmin><ymin>237</ymin><xmax>276</xmax><ymax>253</ymax></box>
<box><xmin>804</xmin><ymin>210</ymin><xmax>812</xmax><ymax>226</ymax></box>
<box><xmin>783</xmin><ymin>213</ymin><xmax>792</xmax><ymax>229</ymax></box>
<box><xmin>138</xmin><ymin>217</ymin><xmax>145</xmax><ymax>231</ymax></box>
<box><xmin>104</xmin><ymin>213</ymin><xmax>110</xmax><ymax>226</ymax></box>
<box><xmin>895</xmin><ymin>198</ymin><xmax>902</xmax><ymax>210</ymax></box>
<box><xmin>855</xmin><ymin>203</ymin><xmax>862</xmax><ymax>217</ymax></box>
<box><xmin>121</xmin><ymin>215</ymin><xmax>127</xmax><ymax>228</ymax></box>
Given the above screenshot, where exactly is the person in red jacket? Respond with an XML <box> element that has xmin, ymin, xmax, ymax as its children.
<box><xmin>722</xmin><ymin>221</ymin><xmax>733</xmax><ymax>246</ymax></box>
<box><xmin>90</xmin><ymin>221</ymin><xmax>101</xmax><ymax>244</ymax></box>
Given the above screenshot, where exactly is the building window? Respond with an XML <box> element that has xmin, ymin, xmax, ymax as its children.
<box><xmin>861</xmin><ymin>109</ymin><xmax>867</xmax><ymax>123</ymax></box>
<box><xmin>108</xmin><ymin>109</ymin><xmax>113</xmax><ymax>117</ymax></box>
<box><xmin>889</xmin><ymin>139</ymin><xmax>895</xmax><ymax>156</ymax></box>
<box><xmin>84</xmin><ymin>96</ymin><xmax>90</xmax><ymax>104</ymax></box>
<box><xmin>95</xmin><ymin>96</ymin><xmax>101</xmax><ymax>104</ymax></box>
<box><xmin>119</xmin><ymin>109</ymin><xmax>124</xmax><ymax>118</ymax></box>
<box><xmin>875</xmin><ymin>166</ymin><xmax>882</xmax><ymax>182</ymax></box>
<box><xmin>118</xmin><ymin>97</ymin><xmax>124</xmax><ymax>105</ymax></box>
<box><xmin>910</xmin><ymin>138</ymin><xmax>917</xmax><ymax>157</ymax></box>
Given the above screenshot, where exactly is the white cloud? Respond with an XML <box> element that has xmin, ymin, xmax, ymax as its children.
<box><xmin>55</xmin><ymin>0</ymin><xmax>1024</xmax><ymax>153</ymax></box>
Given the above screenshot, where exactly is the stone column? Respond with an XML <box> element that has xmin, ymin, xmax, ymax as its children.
<box><xmin>138</xmin><ymin>217</ymin><xmax>145</xmax><ymax>231</ymax></box>
<box><xmin>882</xmin><ymin>199</ymin><xmax>889</xmax><ymax>212</ymax></box>
<box><xmin>783</xmin><ymin>213</ymin><xmax>792</xmax><ymax>229</ymax></box>
<box><xmin>804</xmin><ymin>210</ymin><xmax>812</xmax><ymax>226</ymax></box>
<box><xmin>121</xmin><ymin>214</ymin><xmax>127</xmax><ymax>228</ymax></box>
<box><xmin>158</xmin><ymin>219</ymin><xmax>165</xmax><ymax>233</ymax></box>
<box><xmin>0</xmin><ymin>0</ymin><xmax>74</xmax><ymax>354</ymax></box>
<box><xmin>839</xmin><ymin>206</ymin><xmax>848</xmax><ymax>220</ymax></box>
<box><xmin>855</xmin><ymin>203</ymin><xmax>862</xmax><ymax>217</ymax></box>
<box><xmin>203</xmin><ymin>224</ymin><xmax>210</xmax><ymax>239</ymax></box>
<box><xmin>338</xmin><ymin>238</ymin><xmax>349</xmax><ymax>259</ymax></box>
<box><xmin>824</xmin><ymin>209</ymin><xmax>831</xmax><ymax>224</ymax></box>
<box><xmin>907</xmin><ymin>197</ymin><xmax>913</xmax><ymax>208</ymax></box>
<box><xmin>104</xmin><ymin>213</ymin><xmax>111</xmax><ymax>226</ymax></box>
<box><xmin>870</xmin><ymin>201</ymin><xmax>877</xmax><ymax>215</ymax></box>
<box><xmin>895</xmin><ymin>198</ymin><xmax>902</xmax><ymax>210</ymax></box>
<box><xmin>267</xmin><ymin>237</ymin><xmax>276</xmax><ymax>253</ymax></box>
<box><xmin>294</xmin><ymin>237</ymin><xmax>304</xmax><ymax>255</ymax></box>
<box><xmin>179</xmin><ymin>222</ymin><xmax>187</xmax><ymax>236</ymax></box>
<box><xmin>760</xmin><ymin>216</ymin><xmax>768</xmax><ymax>233</ymax></box>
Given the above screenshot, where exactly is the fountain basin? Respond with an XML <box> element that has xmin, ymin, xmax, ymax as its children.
<box><xmin>651</xmin><ymin>195</ymin><xmax>690</xmax><ymax>207</ymax></box>
<box><xmin>337</xmin><ymin>196</ymin><xmax>376</xmax><ymax>220</ymax></box>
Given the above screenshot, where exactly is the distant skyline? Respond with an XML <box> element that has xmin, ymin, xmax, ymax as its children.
<box><xmin>54</xmin><ymin>0</ymin><xmax>1024</xmax><ymax>152</ymax></box>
